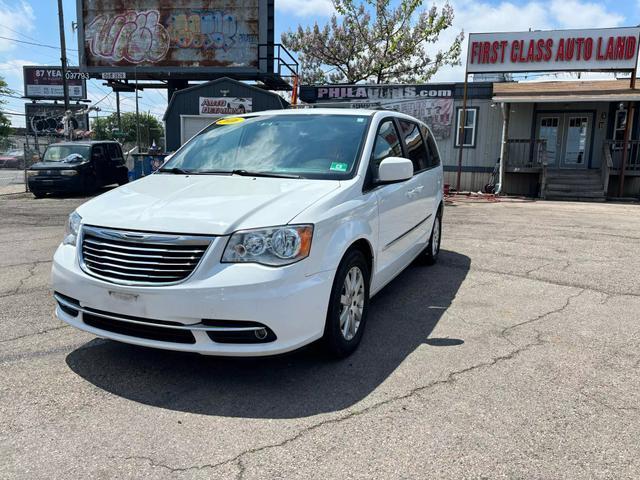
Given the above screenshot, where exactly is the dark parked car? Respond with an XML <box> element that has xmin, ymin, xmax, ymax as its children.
<box><xmin>27</xmin><ymin>141</ymin><xmax>129</xmax><ymax>198</ymax></box>
<box><xmin>0</xmin><ymin>149</ymin><xmax>24</xmax><ymax>169</ymax></box>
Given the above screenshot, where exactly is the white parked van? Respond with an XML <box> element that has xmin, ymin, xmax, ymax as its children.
<box><xmin>52</xmin><ymin>109</ymin><xmax>444</xmax><ymax>358</ymax></box>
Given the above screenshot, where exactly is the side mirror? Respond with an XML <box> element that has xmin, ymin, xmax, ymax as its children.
<box><xmin>377</xmin><ymin>157</ymin><xmax>413</xmax><ymax>184</ymax></box>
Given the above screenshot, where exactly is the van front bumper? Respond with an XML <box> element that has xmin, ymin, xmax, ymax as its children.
<box><xmin>51</xmin><ymin>243</ymin><xmax>335</xmax><ymax>356</ymax></box>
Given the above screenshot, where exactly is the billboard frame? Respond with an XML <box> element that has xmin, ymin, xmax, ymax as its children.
<box><xmin>76</xmin><ymin>0</ymin><xmax>271</xmax><ymax>80</ymax></box>
<box><xmin>23</xmin><ymin>65</ymin><xmax>88</xmax><ymax>101</ymax></box>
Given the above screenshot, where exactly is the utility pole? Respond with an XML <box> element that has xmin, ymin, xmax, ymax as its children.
<box><xmin>115</xmin><ymin>90</ymin><xmax>122</xmax><ymax>133</ymax></box>
<box><xmin>57</xmin><ymin>0</ymin><xmax>70</xmax><ymax>112</ymax></box>
<box><xmin>135</xmin><ymin>69</ymin><xmax>141</xmax><ymax>152</ymax></box>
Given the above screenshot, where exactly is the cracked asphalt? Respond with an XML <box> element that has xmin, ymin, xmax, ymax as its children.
<box><xmin>1</xmin><ymin>192</ymin><xmax>639</xmax><ymax>479</ymax></box>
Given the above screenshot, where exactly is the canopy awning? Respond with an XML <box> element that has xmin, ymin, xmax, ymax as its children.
<box><xmin>492</xmin><ymin>80</ymin><xmax>640</xmax><ymax>103</ymax></box>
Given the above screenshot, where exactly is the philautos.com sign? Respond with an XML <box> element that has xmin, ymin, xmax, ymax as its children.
<box><xmin>467</xmin><ymin>27</ymin><xmax>640</xmax><ymax>73</ymax></box>
<box><xmin>199</xmin><ymin>97</ymin><xmax>252</xmax><ymax>115</ymax></box>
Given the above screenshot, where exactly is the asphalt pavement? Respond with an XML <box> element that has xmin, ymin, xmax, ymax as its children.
<box><xmin>1</xmin><ymin>192</ymin><xmax>639</xmax><ymax>479</ymax></box>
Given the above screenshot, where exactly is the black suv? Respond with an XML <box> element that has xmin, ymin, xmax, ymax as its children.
<box><xmin>27</xmin><ymin>141</ymin><xmax>129</xmax><ymax>198</ymax></box>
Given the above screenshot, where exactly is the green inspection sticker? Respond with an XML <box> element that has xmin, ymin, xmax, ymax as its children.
<box><xmin>330</xmin><ymin>162</ymin><xmax>349</xmax><ymax>172</ymax></box>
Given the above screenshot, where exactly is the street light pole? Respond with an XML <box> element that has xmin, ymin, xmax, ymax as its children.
<box><xmin>57</xmin><ymin>0</ymin><xmax>70</xmax><ymax>113</ymax></box>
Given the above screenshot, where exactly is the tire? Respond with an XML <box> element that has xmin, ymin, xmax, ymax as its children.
<box><xmin>322</xmin><ymin>249</ymin><xmax>370</xmax><ymax>358</ymax></box>
<box><xmin>421</xmin><ymin>212</ymin><xmax>442</xmax><ymax>266</ymax></box>
<box><xmin>117</xmin><ymin>171</ymin><xmax>129</xmax><ymax>186</ymax></box>
<box><xmin>31</xmin><ymin>190</ymin><xmax>45</xmax><ymax>199</ymax></box>
<box><xmin>82</xmin><ymin>174</ymin><xmax>97</xmax><ymax>195</ymax></box>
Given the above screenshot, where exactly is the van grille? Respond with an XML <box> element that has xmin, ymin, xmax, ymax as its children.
<box><xmin>80</xmin><ymin>226</ymin><xmax>214</xmax><ymax>285</ymax></box>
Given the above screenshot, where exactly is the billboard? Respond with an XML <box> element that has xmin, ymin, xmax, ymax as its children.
<box><xmin>23</xmin><ymin>66</ymin><xmax>88</xmax><ymax>100</ymax></box>
<box><xmin>25</xmin><ymin>103</ymin><xmax>90</xmax><ymax>136</ymax></box>
<box><xmin>199</xmin><ymin>97</ymin><xmax>252</xmax><ymax>115</ymax></box>
<box><xmin>78</xmin><ymin>0</ymin><xmax>269</xmax><ymax>77</ymax></box>
<box><xmin>467</xmin><ymin>27</ymin><xmax>640</xmax><ymax>73</ymax></box>
<box><xmin>298</xmin><ymin>84</ymin><xmax>455</xmax><ymax>140</ymax></box>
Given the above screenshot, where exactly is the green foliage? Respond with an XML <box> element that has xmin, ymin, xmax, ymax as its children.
<box><xmin>282</xmin><ymin>0</ymin><xmax>463</xmax><ymax>84</ymax></box>
<box><xmin>93</xmin><ymin>111</ymin><xmax>164</xmax><ymax>149</ymax></box>
<box><xmin>0</xmin><ymin>76</ymin><xmax>13</xmax><ymax>144</ymax></box>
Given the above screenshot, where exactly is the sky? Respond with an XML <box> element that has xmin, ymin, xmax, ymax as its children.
<box><xmin>0</xmin><ymin>0</ymin><xmax>638</xmax><ymax>127</ymax></box>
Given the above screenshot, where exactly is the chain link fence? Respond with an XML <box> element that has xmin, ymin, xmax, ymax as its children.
<box><xmin>0</xmin><ymin>136</ymin><xmax>57</xmax><ymax>195</ymax></box>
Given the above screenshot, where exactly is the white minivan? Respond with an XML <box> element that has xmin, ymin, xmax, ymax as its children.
<box><xmin>52</xmin><ymin>109</ymin><xmax>444</xmax><ymax>358</ymax></box>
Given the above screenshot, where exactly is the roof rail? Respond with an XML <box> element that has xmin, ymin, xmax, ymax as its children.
<box><xmin>288</xmin><ymin>101</ymin><xmax>396</xmax><ymax>111</ymax></box>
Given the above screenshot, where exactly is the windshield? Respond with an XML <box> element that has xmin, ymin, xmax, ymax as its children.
<box><xmin>43</xmin><ymin>145</ymin><xmax>90</xmax><ymax>163</ymax></box>
<box><xmin>162</xmin><ymin>114</ymin><xmax>370</xmax><ymax>179</ymax></box>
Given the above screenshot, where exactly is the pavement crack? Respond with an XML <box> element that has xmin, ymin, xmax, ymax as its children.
<box><xmin>114</xmin><ymin>456</ymin><xmax>218</xmax><ymax>474</ymax></box>
<box><xmin>499</xmin><ymin>289</ymin><xmax>586</xmax><ymax>344</ymax></box>
<box><xmin>180</xmin><ymin>331</ymin><xmax>550</xmax><ymax>474</ymax></box>
<box><xmin>0</xmin><ymin>261</ymin><xmax>43</xmax><ymax>297</ymax></box>
<box><xmin>0</xmin><ymin>325</ymin><xmax>69</xmax><ymax>345</ymax></box>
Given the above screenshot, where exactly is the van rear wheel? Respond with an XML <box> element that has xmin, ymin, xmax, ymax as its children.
<box><xmin>420</xmin><ymin>214</ymin><xmax>441</xmax><ymax>266</ymax></box>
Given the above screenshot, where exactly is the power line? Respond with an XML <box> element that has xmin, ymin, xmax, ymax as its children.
<box><xmin>0</xmin><ymin>35</ymin><xmax>78</xmax><ymax>51</ymax></box>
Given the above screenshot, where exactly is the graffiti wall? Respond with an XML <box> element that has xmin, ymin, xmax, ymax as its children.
<box><xmin>80</xmin><ymin>0</ymin><xmax>260</xmax><ymax>70</ymax></box>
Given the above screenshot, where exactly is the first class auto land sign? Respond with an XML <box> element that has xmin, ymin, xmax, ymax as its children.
<box><xmin>467</xmin><ymin>27</ymin><xmax>640</xmax><ymax>73</ymax></box>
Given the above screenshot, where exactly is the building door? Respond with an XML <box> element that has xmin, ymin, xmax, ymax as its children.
<box><xmin>537</xmin><ymin>113</ymin><xmax>592</xmax><ymax>169</ymax></box>
<box><xmin>560</xmin><ymin>115</ymin><xmax>591</xmax><ymax>168</ymax></box>
<box><xmin>538</xmin><ymin>116</ymin><xmax>561</xmax><ymax>166</ymax></box>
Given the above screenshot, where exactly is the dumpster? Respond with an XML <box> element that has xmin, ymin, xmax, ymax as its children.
<box><xmin>129</xmin><ymin>153</ymin><xmax>169</xmax><ymax>181</ymax></box>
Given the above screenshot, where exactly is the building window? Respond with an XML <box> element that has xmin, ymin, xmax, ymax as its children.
<box><xmin>614</xmin><ymin>107</ymin><xmax>628</xmax><ymax>143</ymax></box>
<box><xmin>455</xmin><ymin>107</ymin><xmax>478</xmax><ymax>148</ymax></box>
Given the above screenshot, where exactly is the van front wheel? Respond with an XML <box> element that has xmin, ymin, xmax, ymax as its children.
<box><xmin>322</xmin><ymin>249</ymin><xmax>370</xmax><ymax>358</ymax></box>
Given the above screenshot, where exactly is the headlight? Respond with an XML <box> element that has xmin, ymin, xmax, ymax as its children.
<box><xmin>26</xmin><ymin>170</ymin><xmax>39</xmax><ymax>177</ymax></box>
<box><xmin>63</xmin><ymin>211</ymin><xmax>82</xmax><ymax>246</ymax></box>
<box><xmin>222</xmin><ymin>225</ymin><xmax>313</xmax><ymax>266</ymax></box>
<box><xmin>60</xmin><ymin>169</ymin><xmax>78</xmax><ymax>176</ymax></box>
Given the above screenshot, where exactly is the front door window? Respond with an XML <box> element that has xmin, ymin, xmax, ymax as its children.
<box><xmin>564</xmin><ymin>117</ymin><xmax>589</xmax><ymax>166</ymax></box>
<box><xmin>539</xmin><ymin>117</ymin><xmax>560</xmax><ymax>165</ymax></box>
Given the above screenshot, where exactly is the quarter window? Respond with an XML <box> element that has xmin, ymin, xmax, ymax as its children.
<box><xmin>421</xmin><ymin>125</ymin><xmax>441</xmax><ymax>168</ymax></box>
<box><xmin>455</xmin><ymin>107</ymin><xmax>478</xmax><ymax>148</ymax></box>
<box><xmin>370</xmin><ymin>120</ymin><xmax>403</xmax><ymax>175</ymax></box>
<box><xmin>398</xmin><ymin>119</ymin><xmax>428</xmax><ymax>172</ymax></box>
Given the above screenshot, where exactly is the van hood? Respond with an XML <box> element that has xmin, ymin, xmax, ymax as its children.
<box><xmin>76</xmin><ymin>174</ymin><xmax>341</xmax><ymax>235</ymax></box>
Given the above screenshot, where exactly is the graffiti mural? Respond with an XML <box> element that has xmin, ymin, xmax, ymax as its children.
<box><xmin>80</xmin><ymin>0</ymin><xmax>260</xmax><ymax>70</ymax></box>
<box><xmin>86</xmin><ymin>10</ymin><xmax>170</xmax><ymax>64</ymax></box>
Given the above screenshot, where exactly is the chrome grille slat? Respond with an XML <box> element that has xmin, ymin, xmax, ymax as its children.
<box><xmin>83</xmin><ymin>251</ymin><xmax>198</xmax><ymax>266</ymax></box>
<box><xmin>82</xmin><ymin>245</ymin><xmax>201</xmax><ymax>260</ymax></box>
<box><xmin>80</xmin><ymin>226</ymin><xmax>214</xmax><ymax>286</ymax></box>
<box><xmin>83</xmin><ymin>238</ymin><xmax>207</xmax><ymax>254</ymax></box>
<box><xmin>84</xmin><ymin>259</ymin><xmax>193</xmax><ymax>273</ymax></box>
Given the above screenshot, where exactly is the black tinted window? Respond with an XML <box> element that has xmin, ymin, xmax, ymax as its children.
<box><xmin>371</xmin><ymin>120</ymin><xmax>402</xmax><ymax>175</ymax></box>
<box><xmin>107</xmin><ymin>143</ymin><xmax>121</xmax><ymax>159</ymax></box>
<box><xmin>421</xmin><ymin>125</ymin><xmax>441</xmax><ymax>168</ymax></box>
<box><xmin>398</xmin><ymin>120</ymin><xmax>428</xmax><ymax>172</ymax></box>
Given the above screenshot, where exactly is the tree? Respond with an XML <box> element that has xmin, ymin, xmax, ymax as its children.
<box><xmin>93</xmin><ymin>111</ymin><xmax>164</xmax><ymax>150</ymax></box>
<box><xmin>282</xmin><ymin>0</ymin><xmax>463</xmax><ymax>85</ymax></box>
<box><xmin>0</xmin><ymin>76</ymin><xmax>13</xmax><ymax>149</ymax></box>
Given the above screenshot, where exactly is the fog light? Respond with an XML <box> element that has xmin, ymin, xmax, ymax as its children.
<box><xmin>255</xmin><ymin>328</ymin><xmax>268</xmax><ymax>340</ymax></box>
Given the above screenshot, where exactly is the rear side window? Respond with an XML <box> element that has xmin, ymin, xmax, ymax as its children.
<box><xmin>370</xmin><ymin>120</ymin><xmax>403</xmax><ymax>175</ymax></box>
<box><xmin>398</xmin><ymin>119</ymin><xmax>428</xmax><ymax>172</ymax></box>
<box><xmin>421</xmin><ymin>125</ymin><xmax>441</xmax><ymax>168</ymax></box>
<box><xmin>106</xmin><ymin>143</ymin><xmax>122</xmax><ymax>160</ymax></box>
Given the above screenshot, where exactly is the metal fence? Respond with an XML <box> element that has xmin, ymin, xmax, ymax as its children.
<box><xmin>0</xmin><ymin>136</ymin><xmax>58</xmax><ymax>194</ymax></box>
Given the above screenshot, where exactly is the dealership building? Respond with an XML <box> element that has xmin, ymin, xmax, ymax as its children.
<box><xmin>300</xmin><ymin>27</ymin><xmax>640</xmax><ymax>200</ymax></box>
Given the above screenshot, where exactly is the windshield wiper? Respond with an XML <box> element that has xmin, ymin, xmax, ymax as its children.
<box><xmin>230</xmin><ymin>169</ymin><xmax>302</xmax><ymax>179</ymax></box>
<box><xmin>158</xmin><ymin>167</ymin><xmax>192</xmax><ymax>174</ymax></box>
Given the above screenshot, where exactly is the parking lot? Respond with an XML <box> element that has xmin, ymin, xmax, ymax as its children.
<box><xmin>0</xmin><ymin>170</ymin><xmax>25</xmax><ymax>195</ymax></box>
<box><xmin>1</xmin><ymin>192</ymin><xmax>639</xmax><ymax>479</ymax></box>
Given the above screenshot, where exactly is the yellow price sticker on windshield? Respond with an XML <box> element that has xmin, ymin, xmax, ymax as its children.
<box><xmin>216</xmin><ymin>117</ymin><xmax>245</xmax><ymax>125</ymax></box>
